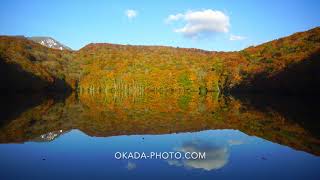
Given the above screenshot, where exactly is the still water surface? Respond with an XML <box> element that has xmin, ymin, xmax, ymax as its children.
<box><xmin>0</xmin><ymin>92</ymin><xmax>319</xmax><ymax>179</ymax></box>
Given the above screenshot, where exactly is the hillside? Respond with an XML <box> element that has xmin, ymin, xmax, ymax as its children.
<box><xmin>75</xmin><ymin>44</ymin><xmax>245</xmax><ymax>93</ymax></box>
<box><xmin>0</xmin><ymin>36</ymin><xmax>78</xmax><ymax>92</ymax></box>
<box><xmin>0</xmin><ymin>27</ymin><xmax>319</xmax><ymax>94</ymax></box>
<box><xmin>235</xmin><ymin>27</ymin><xmax>320</xmax><ymax>94</ymax></box>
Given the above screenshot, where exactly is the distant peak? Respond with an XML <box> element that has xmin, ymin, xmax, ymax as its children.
<box><xmin>28</xmin><ymin>36</ymin><xmax>72</xmax><ymax>50</ymax></box>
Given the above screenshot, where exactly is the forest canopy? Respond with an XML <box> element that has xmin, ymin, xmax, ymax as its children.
<box><xmin>0</xmin><ymin>27</ymin><xmax>319</xmax><ymax>94</ymax></box>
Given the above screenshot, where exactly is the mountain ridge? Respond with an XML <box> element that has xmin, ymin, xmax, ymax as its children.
<box><xmin>28</xmin><ymin>36</ymin><xmax>72</xmax><ymax>50</ymax></box>
<box><xmin>0</xmin><ymin>27</ymin><xmax>319</xmax><ymax>94</ymax></box>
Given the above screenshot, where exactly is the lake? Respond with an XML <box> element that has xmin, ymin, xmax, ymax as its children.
<box><xmin>0</xmin><ymin>92</ymin><xmax>319</xmax><ymax>180</ymax></box>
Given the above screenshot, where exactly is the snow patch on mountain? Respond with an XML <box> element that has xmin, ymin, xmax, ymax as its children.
<box><xmin>28</xmin><ymin>36</ymin><xmax>71</xmax><ymax>50</ymax></box>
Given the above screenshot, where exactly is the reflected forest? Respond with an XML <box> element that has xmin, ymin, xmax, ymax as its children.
<box><xmin>1</xmin><ymin>91</ymin><xmax>320</xmax><ymax>156</ymax></box>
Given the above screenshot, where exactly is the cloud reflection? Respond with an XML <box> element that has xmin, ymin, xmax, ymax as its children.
<box><xmin>168</xmin><ymin>139</ymin><xmax>229</xmax><ymax>171</ymax></box>
<box><xmin>126</xmin><ymin>161</ymin><xmax>137</xmax><ymax>170</ymax></box>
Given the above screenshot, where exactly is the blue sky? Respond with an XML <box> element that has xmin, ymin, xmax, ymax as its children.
<box><xmin>1</xmin><ymin>0</ymin><xmax>319</xmax><ymax>51</ymax></box>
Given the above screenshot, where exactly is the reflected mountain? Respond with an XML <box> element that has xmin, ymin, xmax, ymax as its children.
<box><xmin>0</xmin><ymin>92</ymin><xmax>319</xmax><ymax>156</ymax></box>
<box><xmin>235</xmin><ymin>94</ymin><xmax>320</xmax><ymax>138</ymax></box>
<box><xmin>32</xmin><ymin>130</ymin><xmax>68</xmax><ymax>142</ymax></box>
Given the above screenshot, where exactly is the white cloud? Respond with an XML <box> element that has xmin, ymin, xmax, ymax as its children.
<box><xmin>125</xmin><ymin>9</ymin><xmax>138</xmax><ymax>19</ymax></box>
<box><xmin>229</xmin><ymin>34</ymin><xmax>246</xmax><ymax>41</ymax></box>
<box><xmin>165</xmin><ymin>13</ymin><xmax>184</xmax><ymax>23</ymax></box>
<box><xmin>165</xmin><ymin>9</ymin><xmax>230</xmax><ymax>38</ymax></box>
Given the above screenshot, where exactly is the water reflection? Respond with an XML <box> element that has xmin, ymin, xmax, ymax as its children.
<box><xmin>1</xmin><ymin>129</ymin><xmax>319</xmax><ymax>180</ymax></box>
<box><xmin>168</xmin><ymin>139</ymin><xmax>229</xmax><ymax>171</ymax></box>
<box><xmin>0</xmin><ymin>97</ymin><xmax>319</xmax><ymax>180</ymax></box>
<box><xmin>126</xmin><ymin>161</ymin><xmax>137</xmax><ymax>170</ymax></box>
<box><xmin>0</xmin><ymin>92</ymin><xmax>319</xmax><ymax>156</ymax></box>
<box><xmin>33</xmin><ymin>130</ymin><xmax>67</xmax><ymax>142</ymax></box>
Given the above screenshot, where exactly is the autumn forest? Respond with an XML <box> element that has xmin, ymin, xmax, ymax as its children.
<box><xmin>1</xmin><ymin>27</ymin><xmax>319</xmax><ymax>95</ymax></box>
